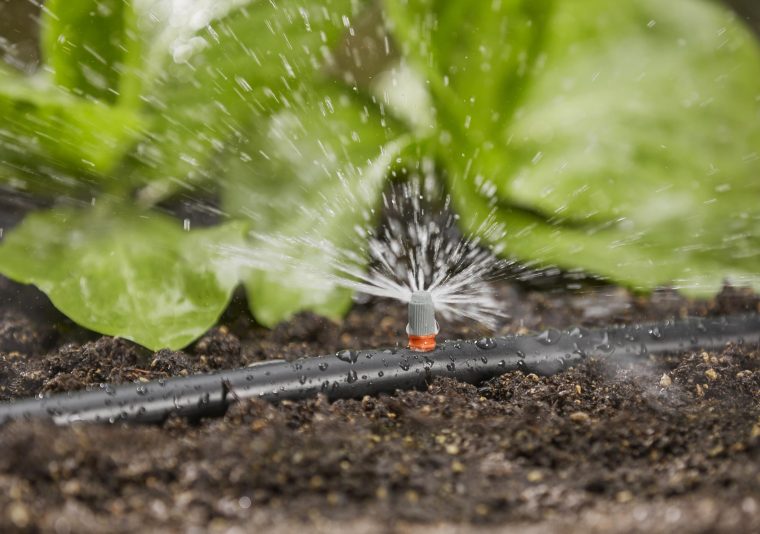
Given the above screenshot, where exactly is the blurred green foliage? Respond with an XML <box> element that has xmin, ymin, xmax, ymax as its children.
<box><xmin>0</xmin><ymin>0</ymin><xmax>759</xmax><ymax>349</ymax></box>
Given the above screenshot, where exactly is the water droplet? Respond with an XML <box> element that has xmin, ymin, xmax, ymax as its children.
<box><xmin>536</xmin><ymin>329</ymin><xmax>561</xmax><ymax>345</ymax></box>
<box><xmin>136</xmin><ymin>385</ymin><xmax>147</xmax><ymax>396</ymax></box>
<box><xmin>318</xmin><ymin>362</ymin><xmax>329</xmax><ymax>371</ymax></box>
<box><xmin>498</xmin><ymin>360</ymin><xmax>506</xmax><ymax>367</ymax></box>
<box><xmin>480</xmin><ymin>356</ymin><xmax>488</xmax><ymax>364</ymax></box>
<box><xmin>446</xmin><ymin>362</ymin><xmax>456</xmax><ymax>372</ymax></box>
<box><xmin>596</xmin><ymin>342</ymin><xmax>614</xmax><ymax>354</ymax></box>
<box><xmin>595</xmin><ymin>331</ymin><xmax>613</xmax><ymax>353</ymax></box>
<box><xmin>377</xmin><ymin>371</ymin><xmax>384</xmax><ymax>377</ymax></box>
<box><xmin>336</xmin><ymin>349</ymin><xmax>359</xmax><ymax>364</ymax></box>
<box><xmin>346</xmin><ymin>370</ymin><xmax>358</xmax><ymax>383</ymax></box>
<box><xmin>299</xmin><ymin>375</ymin><xmax>307</xmax><ymax>385</ymax></box>
<box><xmin>648</xmin><ymin>327</ymin><xmax>663</xmax><ymax>340</ymax></box>
<box><xmin>476</xmin><ymin>337</ymin><xmax>496</xmax><ymax>350</ymax></box>
<box><xmin>573</xmin><ymin>344</ymin><xmax>587</xmax><ymax>359</ymax></box>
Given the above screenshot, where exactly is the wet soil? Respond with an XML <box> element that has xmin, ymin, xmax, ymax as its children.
<box><xmin>0</xmin><ymin>278</ymin><xmax>759</xmax><ymax>533</ymax></box>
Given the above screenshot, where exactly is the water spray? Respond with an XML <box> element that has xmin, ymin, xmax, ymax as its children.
<box><xmin>1</xmin><ymin>313</ymin><xmax>758</xmax><ymax>425</ymax></box>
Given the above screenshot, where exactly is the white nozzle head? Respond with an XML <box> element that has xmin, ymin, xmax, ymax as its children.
<box><xmin>407</xmin><ymin>291</ymin><xmax>437</xmax><ymax>336</ymax></box>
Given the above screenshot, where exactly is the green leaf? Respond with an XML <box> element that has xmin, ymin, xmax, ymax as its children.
<box><xmin>0</xmin><ymin>68</ymin><xmax>145</xmax><ymax>182</ymax></box>
<box><xmin>41</xmin><ymin>0</ymin><xmax>143</xmax><ymax>105</ymax></box>
<box><xmin>130</xmin><ymin>0</ymin><xmax>365</xmax><ymax>202</ymax></box>
<box><xmin>0</xmin><ymin>206</ymin><xmax>248</xmax><ymax>350</ymax></box>
<box><xmin>387</xmin><ymin>0</ymin><xmax>760</xmax><ymax>294</ymax></box>
<box><xmin>222</xmin><ymin>84</ymin><xmax>408</xmax><ymax>326</ymax></box>
<box><xmin>385</xmin><ymin>0</ymin><xmax>553</xmax><ymax>144</ymax></box>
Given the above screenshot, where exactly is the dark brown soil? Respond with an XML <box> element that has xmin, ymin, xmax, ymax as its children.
<box><xmin>1</xmin><ymin>278</ymin><xmax>759</xmax><ymax>533</ymax></box>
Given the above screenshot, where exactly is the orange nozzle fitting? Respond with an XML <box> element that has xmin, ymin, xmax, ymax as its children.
<box><xmin>408</xmin><ymin>334</ymin><xmax>437</xmax><ymax>352</ymax></box>
<box><xmin>407</xmin><ymin>291</ymin><xmax>438</xmax><ymax>353</ymax></box>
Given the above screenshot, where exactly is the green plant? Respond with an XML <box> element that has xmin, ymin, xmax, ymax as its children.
<box><xmin>1</xmin><ymin>0</ymin><xmax>759</xmax><ymax>350</ymax></box>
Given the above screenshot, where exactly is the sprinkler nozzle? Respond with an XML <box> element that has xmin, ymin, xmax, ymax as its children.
<box><xmin>407</xmin><ymin>291</ymin><xmax>438</xmax><ymax>352</ymax></box>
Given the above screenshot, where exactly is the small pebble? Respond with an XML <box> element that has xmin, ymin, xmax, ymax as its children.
<box><xmin>705</xmin><ymin>368</ymin><xmax>718</xmax><ymax>381</ymax></box>
<box><xmin>527</xmin><ymin>470</ymin><xmax>543</xmax><ymax>482</ymax></box>
<box><xmin>445</xmin><ymin>444</ymin><xmax>460</xmax><ymax>455</ymax></box>
<box><xmin>570</xmin><ymin>411</ymin><xmax>590</xmax><ymax>423</ymax></box>
<box><xmin>8</xmin><ymin>502</ymin><xmax>30</xmax><ymax>528</ymax></box>
<box><xmin>659</xmin><ymin>373</ymin><xmax>672</xmax><ymax>387</ymax></box>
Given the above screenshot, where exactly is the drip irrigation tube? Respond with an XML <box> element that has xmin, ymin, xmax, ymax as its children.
<box><xmin>1</xmin><ymin>314</ymin><xmax>759</xmax><ymax>425</ymax></box>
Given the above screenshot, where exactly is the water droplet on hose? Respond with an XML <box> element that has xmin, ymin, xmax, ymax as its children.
<box><xmin>596</xmin><ymin>332</ymin><xmax>613</xmax><ymax>353</ymax></box>
<box><xmin>346</xmin><ymin>369</ymin><xmax>358</xmax><ymax>383</ymax></box>
<box><xmin>299</xmin><ymin>375</ymin><xmax>307</xmax><ymax>385</ymax></box>
<box><xmin>536</xmin><ymin>329</ymin><xmax>561</xmax><ymax>345</ymax></box>
<box><xmin>649</xmin><ymin>327</ymin><xmax>662</xmax><ymax>340</ymax></box>
<box><xmin>568</xmin><ymin>327</ymin><xmax>583</xmax><ymax>339</ymax></box>
<box><xmin>336</xmin><ymin>349</ymin><xmax>359</xmax><ymax>363</ymax></box>
<box><xmin>446</xmin><ymin>362</ymin><xmax>456</xmax><ymax>372</ymax></box>
<box><xmin>318</xmin><ymin>362</ymin><xmax>329</xmax><ymax>371</ymax></box>
<box><xmin>476</xmin><ymin>337</ymin><xmax>496</xmax><ymax>350</ymax></box>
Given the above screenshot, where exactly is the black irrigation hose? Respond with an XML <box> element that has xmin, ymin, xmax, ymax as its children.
<box><xmin>1</xmin><ymin>314</ymin><xmax>759</xmax><ymax>425</ymax></box>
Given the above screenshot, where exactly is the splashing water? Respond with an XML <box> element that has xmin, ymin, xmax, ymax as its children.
<box><xmin>326</xmin><ymin>178</ymin><xmax>511</xmax><ymax>327</ymax></box>
<box><xmin>221</xmin><ymin>172</ymin><xmax>514</xmax><ymax>330</ymax></box>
